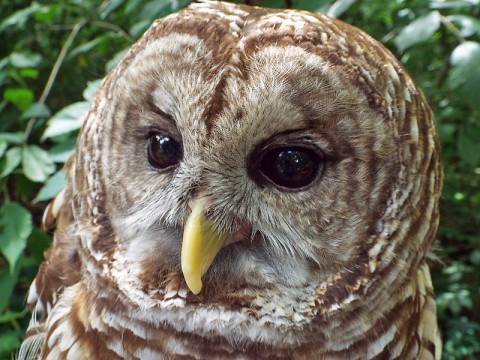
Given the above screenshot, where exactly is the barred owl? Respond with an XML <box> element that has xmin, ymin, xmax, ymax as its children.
<box><xmin>20</xmin><ymin>1</ymin><xmax>442</xmax><ymax>359</ymax></box>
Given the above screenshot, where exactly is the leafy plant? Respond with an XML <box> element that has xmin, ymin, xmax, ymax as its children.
<box><xmin>1</xmin><ymin>0</ymin><xmax>479</xmax><ymax>358</ymax></box>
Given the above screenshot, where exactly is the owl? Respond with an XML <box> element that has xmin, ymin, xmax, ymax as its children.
<box><xmin>19</xmin><ymin>1</ymin><xmax>442</xmax><ymax>359</ymax></box>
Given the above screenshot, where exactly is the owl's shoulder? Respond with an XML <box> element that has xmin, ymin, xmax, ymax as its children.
<box><xmin>417</xmin><ymin>262</ymin><xmax>442</xmax><ymax>360</ymax></box>
<box><xmin>19</xmin><ymin>162</ymin><xmax>82</xmax><ymax>359</ymax></box>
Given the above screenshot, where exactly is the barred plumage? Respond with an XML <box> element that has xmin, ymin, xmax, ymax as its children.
<box><xmin>20</xmin><ymin>1</ymin><xmax>442</xmax><ymax>359</ymax></box>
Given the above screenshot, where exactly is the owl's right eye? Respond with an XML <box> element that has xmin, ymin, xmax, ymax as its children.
<box><xmin>146</xmin><ymin>134</ymin><xmax>182</xmax><ymax>169</ymax></box>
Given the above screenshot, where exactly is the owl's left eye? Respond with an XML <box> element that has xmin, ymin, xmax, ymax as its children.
<box><xmin>252</xmin><ymin>146</ymin><xmax>324</xmax><ymax>190</ymax></box>
<box><xmin>146</xmin><ymin>134</ymin><xmax>182</xmax><ymax>169</ymax></box>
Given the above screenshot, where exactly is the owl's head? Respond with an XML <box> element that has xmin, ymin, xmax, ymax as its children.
<box><xmin>72</xmin><ymin>0</ymin><xmax>441</xmax><ymax>331</ymax></box>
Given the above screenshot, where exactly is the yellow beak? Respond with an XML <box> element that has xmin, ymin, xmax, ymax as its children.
<box><xmin>181</xmin><ymin>197</ymin><xmax>229</xmax><ymax>294</ymax></box>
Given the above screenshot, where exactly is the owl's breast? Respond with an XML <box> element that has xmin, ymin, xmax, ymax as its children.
<box><xmin>43</xmin><ymin>278</ymin><xmax>329</xmax><ymax>359</ymax></box>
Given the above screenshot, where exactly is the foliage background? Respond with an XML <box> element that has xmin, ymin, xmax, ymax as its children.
<box><xmin>1</xmin><ymin>0</ymin><xmax>479</xmax><ymax>358</ymax></box>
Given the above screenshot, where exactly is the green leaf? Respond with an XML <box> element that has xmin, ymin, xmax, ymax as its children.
<box><xmin>100</xmin><ymin>0</ymin><xmax>124</xmax><ymax>19</ymax></box>
<box><xmin>448</xmin><ymin>41</ymin><xmax>480</xmax><ymax>109</ymax></box>
<box><xmin>458</xmin><ymin>126</ymin><xmax>480</xmax><ymax>168</ymax></box>
<box><xmin>22</xmin><ymin>145</ymin><xmax>55</xmax><ymax>182</ymax></box>
<box><xmin>129</xmin><ymin>19</ymin><xmax>152</xmax><ymax>37</ymax></box>
<box><xmin>327</xmin><ymin>0</ymin><xmax>355</xmax><ymax>18</ymax></box>
<box><xmin>68</xmin><ymin>34</ymin><xmax>118</xmax><ymax>60</ymax></box>
<box><xmin>450</xmin><ymin>41</ymin><xmax>480</xmax><ymax>66</ymax></box>
<box><xmin>106</xmin><ymin>48</ymin><xmax>129</xmax><ymax>72</ymax></box>
<box><xmin>471</xmin><ymin>249</ymin><xmax>480</xmax><ymax>265</ymax></box>
<box><xmin>0</xmin><ymin>310</ymin><xmax>24</xmax><ymax>324</ymax></box>
<box><xmin>20</xmin><ymin>102</ymin><xmax>51</xmax><ymax>120</ymax></box>
<box><xmin>19</xmin><ymin>68</ymin><xmax>39</xmax><ymax>79</ymax></box>
<box><xmin>28</xmin><ymin>227</ymin><xmax>51</xmax><ymax>264</ymax></box>
<box><xmin>9</xmin><ymin>51</ymin><xmax>42</xmax><ymax>68</ymax></box>
<box><xmin>438</xmin><ymin>123</ymin><xmax>456</xmax><ymax>144</ymax></box>
<box><xmin>15</xmin><ymin>173</ymin><xmax>36</xmax><ymax>197</ymax></box>
<box><xmin>0</xmin><ymin>147</ymin><xmax>22</xmax><ymax>178</ymax></box>
<box><xmin>430</xmin><ymin>0</ymin><xmax>479</xmax><ymax>9</ymax></box>
<box><xmin>68</xmin><ymin>0</ymin><xmax>97</xmax><ymax>10</ymax></box>
<box><xmin>0</xmin><ymin>57</ymin><xmax>8</xmax><ymax>71</ymax></box>
<box><xmin>0</xmin><ymin>3</ymin><xmax>42</xmax><ymax>31</ymax></box>
<box><xmin>0</xmin><ymin>132</ymin><xmax>24</xmax><ymax>145</ymax></box>
<box><xmin>3</xmin><ymin>87</ymin><xmax>34</xmax><ymax>111</ymax></box>
<box><xmin>34</xmin><ymin>4</ymin><xmax>60</xmax><ymax>23</ymax></box>
<box><xmin>448</xmin><ymin>15</ymin><xmax>480</xmax><ymax>37</ymax></box>
<box><xmin>0</xmin><ymin>139</ymin><xmax>7</xmax><ymax>158</ymax></box>
<box><xmin>394</xmin><ymin>11</ymin><xmax>441</xmax><ymax>52</ymax></box>
<box><xmin>83</xmin><ymin>79</ymin><xmax>103</xmax><ymax>102</ymax></box>
<box><xmin>0</xmin><ymin>74</ymin><xmax>6</xmax><ymax>88</ymax></box>
<box><xmin>42</xmin><ymin>102</ymin><xmax>89</xmax><ymax>140</ymax></box>
<box><xmin>126</xmin><ymin>0</ymin><xmax>144</xmax><ymax>14</ymax></box>
<box><xmin>0</xmin><ymin>330</ymin><xmax>21</xmax><ymax>356</ymax></box>
<box><xmin>139</xmin><ymin>0</ymin><xmax>172</xmax><ymax>20</ymax></box>
<box><xmin>0</xmin><ymin>203</ymin><xmax>33</xmax><ymax>273</ymax></box>
<box><xmin>48</xmin><ymin>138</ymin><xmax>76</xmax><ymax>162</ymax></box>
<box><xmin>34</xmin><ymin>169</ymin><xmax>66</xmax><ymax>203</ymax></box>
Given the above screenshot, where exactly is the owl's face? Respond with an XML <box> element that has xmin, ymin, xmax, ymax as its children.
<box><xmin>73</xmin><ymin>3</ymin><xmax>438</xmax><ymax>343</ymax></box>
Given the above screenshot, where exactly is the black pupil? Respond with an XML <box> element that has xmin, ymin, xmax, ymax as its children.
<box><xmin>147</xmin><ymin>134</ymin><xmax>181</xmax><ymax>169</ymax></box>
<box><xmin>260</xmin><ymin>147</ymin><xmax>321</xmax><ymax>189</ymax></box>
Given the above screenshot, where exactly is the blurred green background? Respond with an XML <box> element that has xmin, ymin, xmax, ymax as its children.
<box><xmin>0</xmin><ymin>0</ymin><xmax>479</xmax><ymax>358</ymax></box>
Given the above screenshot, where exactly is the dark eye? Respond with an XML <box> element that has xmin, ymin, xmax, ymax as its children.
<box><xmin>259</xmin><ymin>147</ymin><xmax>323</xmax><ymax>189</ymax></box>
<box><xmin>147</xmin><ymin>134</ymin><xmax>182</xmax><ymax>169</ymax></box>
